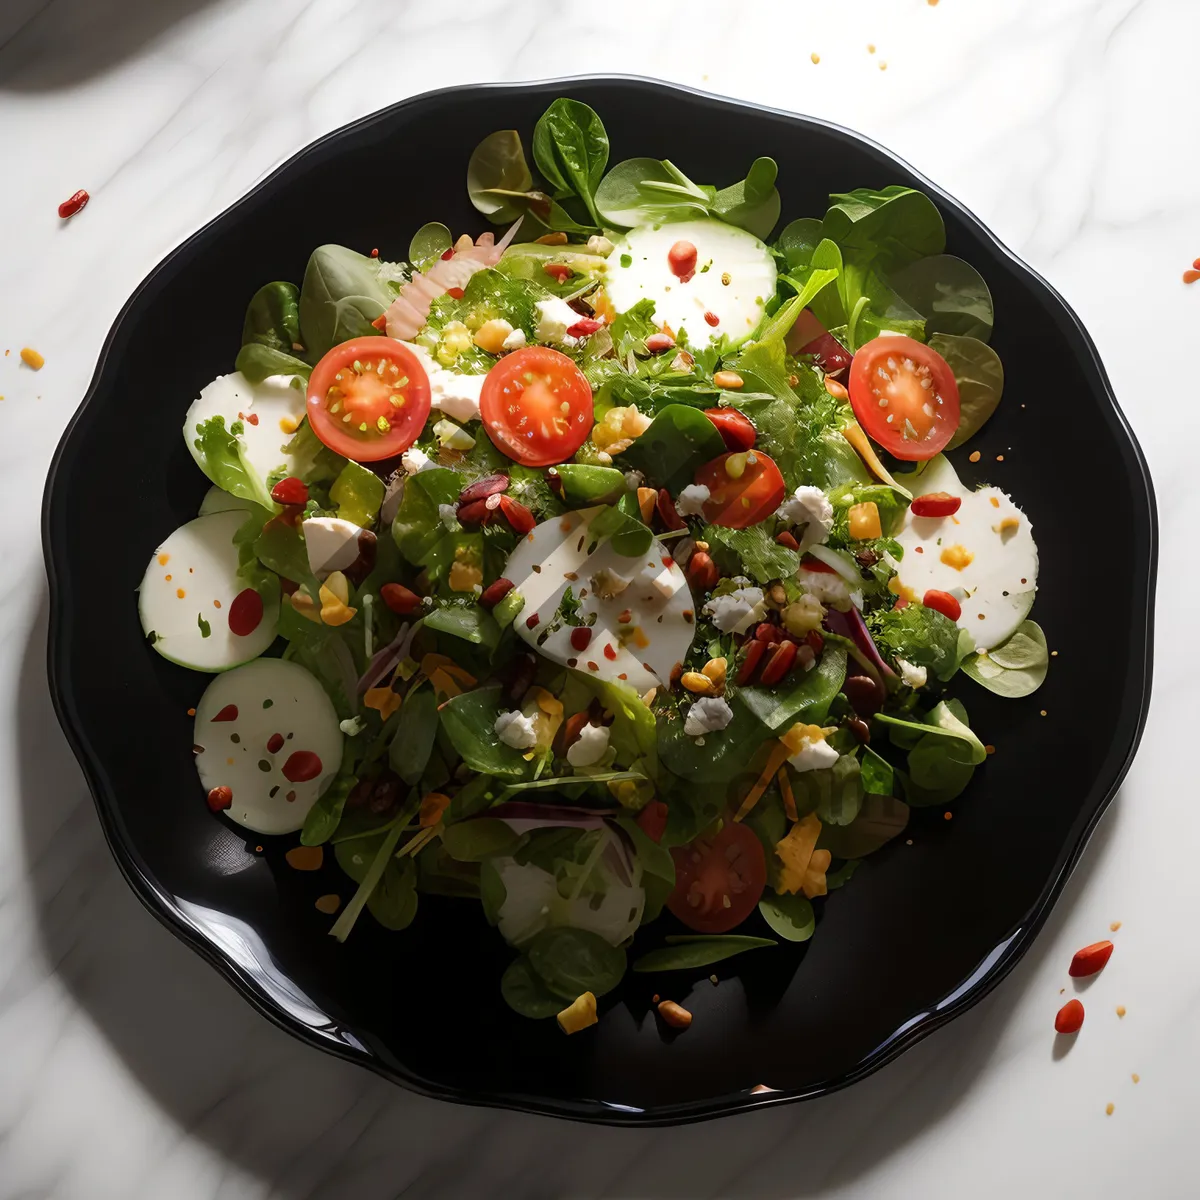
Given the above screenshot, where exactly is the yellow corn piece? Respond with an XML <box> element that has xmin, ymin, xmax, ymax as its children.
<box><xmin>775</xmin><ymin>813</ymin><xmax>822</xmax><ymax>894</ymax></box>
<box><xmin>848</xmin><ymin>501</ymin><xmax>882</xmax><ymax>540</ymax></box>
<box><xmin>557</xmin><ymin>992</ymin><xmax>598</xmax><ymax>1034</ymax></box>
<box><xmin>802</xmin><ymin>848</ymin><xmax>833</xmax><ymax>898</ymax></box>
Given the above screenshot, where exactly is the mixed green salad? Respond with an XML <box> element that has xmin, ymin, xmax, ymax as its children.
<box><xmin>140</xmin><ymin>98</ymin><xmax>1047</xmax><ymax>1034</ymax></box>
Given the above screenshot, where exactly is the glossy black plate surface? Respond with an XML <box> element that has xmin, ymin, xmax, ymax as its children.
<box><xmin>43</xmin><ymin>78</ymin><xmax>1156</xmax><ymax>1124</ymax></box>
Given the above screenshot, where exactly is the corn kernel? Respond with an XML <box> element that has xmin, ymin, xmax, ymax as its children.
<box><xmin>847</xmin><ymin>501</ymin><xmax>882</xmax><ymax>540</ymax></box>
<box><xmin>474</xmin><ymin>318</ymin><xmax>514</xmax><ymax>354</ymax></box>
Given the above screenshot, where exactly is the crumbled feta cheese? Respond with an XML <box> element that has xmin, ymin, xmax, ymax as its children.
<box><xmin>777</xmin><ymin>485</ymin><xmax>834</xmax><ymax>551</ymax></box>
<box><xmin>401</xmin><ymin>341</ymin><xmax>486</xmax><ymax>422</ymax></box>
<box><xmin>676</xmin><ymin>483</ymin><xmax>711</xmax><ymax>517</ymax></box>
<box><xmin>788</xmin><ymin>732</ymin><xmax>839</xmax><ymax>773</ymax></box>
<box><xmin>401</xmin><ymin>446</ymin><xmax>434</xmax><ymax>475</ymax></box>
<box><xmin>896</xmin><ymin>658</ymin><xmax>928</xmax><ymax>689</ymax></box>
<box><xmin>684</xmin><ymin>696</ymin><xmax>734</xmax><ymax>738</ymax></box>
<box><xmin>586</xmin><ymin>235</ymin><xmax>615</xmax><ymax>257</ymax></box>
<box><xmin>302</xmin><ymin>516</ymin><xmax>363</xmax><ymax>578</ymax></box>
<box><xmin>501</xmin><ymin>326</ymin><xmax>527</xmax><ymax>352</ymax></box>
<box><xmin>624</xmin><ymin>469</ymin><xmax>645</xmax><ymax>490</ymax></box>
<box><xmin>437</xmin><ymin>503</ymin><xmax>460</xmax><ymax>531</ymax></box>
<box><xmin>703</xmin><ymin>586</ymin><xmax>765</xmax><ymax>634</ymax></box>
<box><xmin>566</xmin><ymin>722</ymin><xmax>610</xmax><ymax>767</ymax></box>
<box><xmin>494</xmin><ymin>709</ymin><xmax>537</xmax><ymax>749</ymax></box>
<box><xmin>590</xmin><ymin>567</ymin><xmax>631</xmax><ymax>599</ymax></box>
<box><xmin>797</xmin><ymin>567</ymin><xmax>851</xmax><ymax>606</ymax></box>
<box><xmin>534</xmin><ymin>297</ymin><xmax>582</xmax><ymax>347</ymax></box>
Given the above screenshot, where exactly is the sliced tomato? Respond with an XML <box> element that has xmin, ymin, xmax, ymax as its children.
<box><xmin>785</xmin><ymin>308</ymin><xmax>853</xmax><ymax>377</ymax></box>
<box><xmin>636</xmin><ymin>800</ymin><xmax>669</xmax><ymax>844</ymax></box>
<box><xmin>666</xmin><ymin>822</ymin><xmax>766</xmax><ymax>934</ymax></box>
<box><xmin>479</xmin><ymin>346</ymin><xmax>593</xmax><ymax>467</ymax></box>
<box><xmin>697</xmin><ymin>450</ymin><xmax>787</xmax><ymax>529</ymax></box>
<box><xmin>307</xmin><ymin>337</ymin><xmax>431</xmax><ymax>461</ymax></box>
<box><xmin>848</xmin><ymin>335</ymin><xmax>960</xmax><ymax>461</ymax></box>
<box><xmin>703</xmin><ymin>407</ymin><xmax>756</xmax><ymax>452</ymax></box>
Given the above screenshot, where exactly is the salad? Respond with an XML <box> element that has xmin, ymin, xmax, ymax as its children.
<box><xmin>139</xmin><ymin>98</ymin><xmax>1047</xmax><ymax>1033</ymax></box>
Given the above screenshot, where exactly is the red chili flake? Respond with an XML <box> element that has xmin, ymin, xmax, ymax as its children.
<box><xmin>206</xmin><ymin>785</ymin><xmax>233</xmax><ymax>812</ymax></box>
<box><xmin>570</xmin><ymin>626</ymin><xmax>593</xmax><ymax>651</ymax></box>
<box><xmin>228</xmin><ymin>588</ymin><xmax>264</xmax><ymax>637</ymax></box>
<box><xmin>526</xmin><ymin>612</ymin><xmax>541</xmax><ymax>629</ymax></box>
<box><xmin>246</xmin><ymin>413</ymin><xmax>259</xmax><ymax>426</ymax></box>
<box><xmin>1185</xmin><ymin>269</ymin><xmax>1200</xmax><ymax>285</ymax></box>
<box><xmin>446</xmin><ymin>286</ymin><xmax>465</xmax><ymax>299</ymax></box>
<box><xmin>603</xmin><ymin>643</ymin><xmax>617</xmax><ymax>661</ymax></box>
<box><xmin>371</xmin><ymin>314</ymin><xmax>388</xmax><ymax>331</ymax></box>
<box><xmin>544</xmin><ymin>263</ymin><xmax>572</xmax><ymax>284</ymax></box>
<box><xmin>703</xmin><ymin>311</ymin><xmax>720</xmax><ymax>327</ymax></box>
<box><xmin>370</xmin><ymin>247</ymin><xmax>379</xmax><ymax>258</ymax></box>
<box><xmin>587</xmin><ymin>661</ymin><xmax>599</xmax><ymax>671</ymax></box>
<box><xmin>186</xmin><ymin>707</ymin><xmax>196</xmax><ymax>717</ymax></box>
<box><xmin>1055</xmin><ymin>998</ymin><xmax>1085</xmax><ymax>1034</ymax></box>
<box><xmin>566</xmin><ymin>317</ymin><xmax>603</xmax><ymax>338</ymax></box>
<box><xmin>1068</xmin><ymin>940</ymin><xmax>1114</xmax><ymax>978</ymax></box>
<box><xmin>211</xmin><ymin>704</ymin><xmax>239</xmax><ymax>723</ymax></box>
<box><xmin>267</xmin><ymin>733</ymin><xmax>285</xmax><ymax>754</ymax></box>
<box><xmin>281</xmin><ymin>750</ymin><xmax>323</xmax><ymax>783</ymax></box>
<box><xmin>661</xmin><ymin>555</ymin><xmax>674</xmax><ymax>567</ymax></box>
<box><xmin>441</xmin><ymin>248</ymin><xmax>454</xmax><ymax>260</ymax></box>
<box><xmin>58</xmin><ymin>189</ymin><xmax>90</xmax><ymax>219</ymax></box>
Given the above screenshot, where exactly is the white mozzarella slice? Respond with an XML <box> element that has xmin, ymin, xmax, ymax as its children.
<box><xmin>605</xmin><ymin>217</ymin><xmax>776</xmax><ymax>349</ymax></box>
<box><xmin>138</xmin><ymin>510</ymin><xmax>279</xmax><ymax>671</ymax></box>
<box><xmin>504</xmin><ymin>508</ymin><xmax>696</xmax><ymax>692</ymax></box>
<box><xmin>894</xmin><ymin>455</ymin><xmax>1038</xmax><ymax>650</ymax></box>
<box><xmin>302</xmin><ymin>516</ymin><xmax>364</xmax><ymax>578</ymax></box>
<box><xmin>184</xmin><ymin>372</ymin><xmax>306</xmax><ymax>483</ymax></box>
<box><xmin>193</xmin><ymin>658</ymin><xmax>343</xmax><ymax>835</ymax></box>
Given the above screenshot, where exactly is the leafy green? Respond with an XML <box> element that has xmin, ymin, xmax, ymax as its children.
<box><xmin>300</xmin><ymin>772</ymin><xmax>358</xmax><ymax>846</ymax></box>
<box><xmin>526</xmin><ymin>926</ymin><xmax>626</xmax><ymax>1000</ymax></box>
<box><xmin>439</xmin><ymin>686</ymin><xmax>534</xmax><ymax>779</ymax></box>
<box><xmin>759</xmin><ymin>239</ymin><xmax>843</xmax><ymax>347</ymax></box>
<box><xmin>254</xmin><ymin>518</ymin><xmax>313</xmax><ymax>586</ymax></box>
<box><xmin>859</xmin><ymin>745</ymin><xmax>895</xmax><ymax>796</ymax></box>
<box><xmin>388</xmin><ymin>684</ymin><xmax>439</xmax><ymax>785</ymax></box>
<box><xmin>702</xmin><ymin>523</ymin><xmax>799</xmax><ymax>584</ymax></box>
<box><xmin>826</xmin><ymin>859</ymin><xmax>861</xmax><ymax>890</ymax></box>
<box><xmin>961</xmin><ymin>620</ymin><xmax>1048</xmax><ymax>698</ymax></box>
<box><xmin>659</xmin><ymin>698</ymin><xmax>770</xmax><ymax>783</ymax></box>
<box><xmin>442</xmin><ymin>817</ymin><xmax>523</xmax><ymax>862</ymax></box>
<box><xmin>933</xmin><ymin>334</ymin><xmax>1006</xmax><ymax>450</ymax></box>
<box><xmin>409</xmin><ymin>221</ymin><xmax>452</xmax><ymax>268</ymax></box>
<box><xmin>758</xmin><ymin>892</ymin><xmax>815</xmax><ymax>942</ymax></box>
<box><xmin>712</xmin><ymin>157</ymin><xmax>781</xmax><ymax>239</ymax></box>
<box><xmin>329</xmin><ymin>819</ymin><xmax>404</xmax><ymax>941</ymax></box>
<box><xmin>281</xmin><ymin>421</ymin><xmax>346</xmax><ymax>487</ymax></box>
<box><xmin>501</xmin><ymin>956</ymin><xmax>564</xmax><ymax>1018</ymax></box>
<box><xmin>821</xmin><ymin>186</ymin><xmax>946</xmax><ymax>271</ymax></box>
<box><xmin>190</xmin><ymin>415</ymin><xmax>276</xmax><ymax>513</ymax></box>
<box><xmin>554</xmin><ymin>464</ymin><xmax>627</xmax><ymax>507</ymax></box>
<box><xmin>241</xmin><ymin>280</ymin><xmax>301</xmax><ymax>354</ymax></box>
<box><xmin>336</xmin><ymin>838</ymin><xmax>419</xmax><ymax>931</ymax></box>
<box><xmin>424</xmin><ymin>603</ymin><xmax>500</xmax><ymax>651</ymax></box>
<box><xmin>778</xmin><ymin>218</ymin><xmax>824</xmax><ymax>270</ymax></box>
<box><xmin>868</xmin><ymin>600</ymin><xmax>972</xmax><ymax>682</ymax></box>
<box><xmin>877</xmin><ymin>699</ymin><xmax>986</xmax><ymax>807</ymax></box>
<box><xmin>285</xmin><ymin>628</ymin><xmax>358</xmax><ymax>719</ymax></box>
<box><xmin>740</xmin><ymin>644</ymin><xmax>847</xmax><ymax>731</ymax></box>
<box><xmin>791</xmin><ymin>753</ymin><xmax>864</xmax><ymax>825</ymax></box>
<box><xmin>837</xmin><ymin>256</ymin><xmax>926</xmax><ymax>351</ymax></box>
<box><xmin>391</xmin><ymin>467</ymin><xmax>461</xmax><ymax>570</ymax></box>
<box><xmin>587</xmin><ymin>503</ymin><xmax>652</xmax><ymax>559</ymax></box>
<box><xmin>891</xmin><ymin>255</ymin><xmax>994</xmax><ymax>342</ymax></box>
<box><xmin>326</xmin><ymin>461</ymin><xmax>382</xmax><ymax>528</ymax></box>
<box><xmin>632</xmin><ymin>934</ymin><xmax>776</xmax><ymax>972</ymax></box>
<box><xmin>614</xmin><ymin>815</ymin><xmax>674</xmax><ymax>924</ymax></box>
<box><xmin>532</xmin><ymin>98</ymin><xmax>609</xmax><ymax>226</ymax></box>
<box><xmin>595</xmin><ymin>157</ymin><xmax>714</xmax><ymax>227</ymax></box>
<box><xmin>467</xmin><ymin>129</ymin><xmax>534</xmax><ymax>221</ymax></box>
<box><xmin>234</xmin><ymin>344</ymin><xmax>311</xmax><ymax>384</ymax></box>
<box><xmin>620</xmin><ymin>403</ymin><xmax>726</xmax><ymax>493</ymax></box>
<box><xmin>298</xmin><ymin>245</ymin><xmax>398</xmax><ymax>359</ymax></box>
<box><xmin>817</xmin><ymin>792</ymin><xmax>909</xmax><ymax>858</ymax></box>
<box><xmin>582</xmin><ymin>676</ymin><xmax>659</xmax><ymax>778</ymax></box>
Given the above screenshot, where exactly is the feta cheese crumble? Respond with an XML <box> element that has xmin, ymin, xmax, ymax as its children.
<box><xmin>566</xmin><ymin>722</ymin><xmax>610</xmax><ymax>767</ymax></box>
<box><xmin>684</xmin><ymin>696</ymin><xmax>734</xmax><ymax>738</ymax></box>
<box><xmin>494</xmin><ymin>709</ymin><xmax>537</xmax><ymax>750</ymax></box>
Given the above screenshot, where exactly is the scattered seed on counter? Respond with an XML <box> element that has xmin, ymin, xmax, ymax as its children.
<box><xmin>878</xmin><ymin>60</ymin><xmax>888</xmax><ymax>71</ymax></box>
<box><xmin>20</xmin><ymin>347</ymin><xmax>44</xmax><ymax>370</ymax></box>
<box><xmin>1116</xmin><ymin>1006</ymin><xmax>1127</xmax><ymax>1018</ymax></box>
<box><xmin>810</xmin><ymin>52</ymin><xmax>821</xmax><ymax>64</ymax></box>
<box><xmin>1110</xmin><ymin>921</ymin><xmax>1122</xmax><ymax>931</ymax></box>
<box><xmin>1132</xmin><ymin>1073</ymin><xmax>1140</xmax><ymax>1084</ymax></box>
<box><xmin>1106</xmin><ymin>1102</ymin><xmax>1115</xmax><ymax>1116</ymax></box>
<box><xmin>285</xmin><ymin>845</ymin><xmax>324</xmax><ymax>871</ymax></box>
<box><xmin>315</xmin><ymin>894</ymin><xmax>341</xmax><ymax>914</ymax></box>
<box><xmin>969</xmin><ymin>450</ymin><xmax>981</xmax><ymax>462</ymax></box>
<box><xmin>867</xmin><ymin>43</ymin><xmax>876</xmax><ymax>53</ymax></box>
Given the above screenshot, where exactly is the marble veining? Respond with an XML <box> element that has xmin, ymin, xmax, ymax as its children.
<box><xmin>1</xmin><ymin>0</ymin><xmax>1196</xmax><ymax>1195</ymax></box>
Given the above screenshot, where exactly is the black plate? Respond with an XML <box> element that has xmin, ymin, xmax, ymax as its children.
<box><xmin>43</xmin><ymin>77</ymin><xmax>1156</xmax><ymax>1125</ymax></box>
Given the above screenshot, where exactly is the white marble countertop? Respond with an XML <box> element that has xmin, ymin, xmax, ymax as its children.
<box><xmin>1</xmin><ymin>0</ymin><xmax>1196</xmax><ymax>1195</ymax></box>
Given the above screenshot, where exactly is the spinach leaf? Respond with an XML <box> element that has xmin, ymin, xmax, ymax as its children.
<box><xmin>891</xmin><ymin>255</ymin><xmax>994</xmax><ymax>342</ymax></box>
<box><xmin>439</xmin><ymin>686</ymin><xmax>534</xmax><ymax>779</ymax></box>
<box><xmin>280</xmin><ymin>421</ymin><xmax>346</xmax><ymax>487</ymax></box>
<box><xmin>241</xmin><ymin>281</ymin><xmax>301</xmax><ymax>354</ymax></box>
<box><xmin>388</xmin><ymin>684</ymin><xmax>439</xmax><ymax>785</ymax></box>
<box><xmin>467</xmin><ymin>129</ymin><xmax>534</xmax><ymax>221</ymax></box>
<box><xmin>329</xmin><ymin>820</ymin><xmax>406</xmax><ymax>942</ymax></box>
<box><xmin>588</xmin><ymin>503</ymin><xmax>652</xmax><ymax>558</ymax></box>
<box><xmin>620</xmin><ymin>403</ymin><xmax>727</xmax><ymax>493</ymax></box>
<box><xmin>391</xmin><ymin>467</ymin><xmax>461</xmax><ymax>568</ymax></box>
<box><xmin>868</xmin><ymin>602</ymin><xmax>971</xmax><ymax>682</ymax></box>
<box><xmin>527</xmin><ymin>926</ymin><xmax>626</xmax><ymax>1000</ymax></box>
<box><xmin>442</xmin><ymin>817</ymin><xmax>524</xmax><ymax>862</ymax></box>
<box><xmin>334</xmin><ymin>834</ymin><xmax>419</xmax><ymax>931</ymax></box>
<box><xmin>424</xmin><ymin>603</ymin><xmax>500</xmax><ymax>651</ymax></box>
<box><xmin>712</xmin><ymin>157</ymin><xmax>781</xmax><ymax>239</ymax></box>
<box><xmin>255</xmin><ymin>518</ymin><xmax>314</xmax><ymax>586</ymax></box>
<box><xmin>409</xmin><ymin>221</ymin><xmax>452</xmax><ymax>268</ymax></box>
<box><xmin>778</xmin><ymin>217</ymin><xmax>824</xmax><ymax>270</ymax></box>
<box><xmin>299</xmin><ymin>245</ymin><xmax>396</xmax><ymax>359</ymax></box>
<box><xmin>582</xmin><ymin>676</ymin><xmax>659</xmax><ymax>777</ymax></box>
<box><xmin>879</xmin><ymin>699</ymin><xmax>986</xmax><ymax>807</ymax></box>
<box><xmin>933</xmin><ymin>334</ymin><xmax>1006</xmax><ymax>450</ymax></box>
<box><xmin>615</xmin><ymin>815</ymin><xmax>675</xmax><ymax>924</ymax></box>
<box><xmin>760</xmin><ymin>239</ymin><xmax>843</xmax><ymax>347</ymax></box>
<box><xmin>740</xmin><ymin>644</ymin><xmax>847</xmax><ymax>731</ymax></box>
<box><xmin>234</xmin><ymin>344</ymin><xmax>311</xmax><ymax>384</ymax></box>
<box><xmin>702</xmin><ymin>523</ymin><xmax>799</xmax><ymax>584</ymax></box>
<box><xmin>632</xmin><ymin>934</ymin><xmax>776</xmax><ymax>972</ymax></box>
<box><xmin>330</xmin><ymin>460</ymin><xmax>384</xmax><ymax>528</ymax></box>
<box><xmin>659</xmin><ymin>698</ymin><xmax>770</xmax><ymax>784</ymax></box>
<box><xmin>480</xmin><ymin>858</ymin><xmax>507</xmax><ymax>925</ymax></box>
<box><xmin>554</xmin><ymin>464</ymin><xmax>628</xmax><ymax>507</ymax></box>
<box><xmin>415</xmin><ymin>842</ymin><xmax>481</xmax><ymax>899</ymax></box>
<box><xmin>189</xmin><ymin>415</ymin><xmax>276</xmax><ymax>512</ymax></box>
<box><xmin>532</xmin><ymin>98</ymin><xmax>609</xmax><ymax>225</ymax></box>
<box><xmin>837</xmin><ymin>255</ymin><xmax>926</xmax><ymax>351</ymax></box>
<box><xmin>961</xmin><ymin>620</ymin><xmax>1048</xmax><ymax>698</ymax></box>
<box><xmin>822</xmin><ymin>186</ymin><xmax>946</xmax><ymax>271</ymax></box>
<box><xmin>501</xmin><ymin>956</ymin><xmax>563</xmax><ymax>1018</ymax></box>
<box><xmin>794</xmin><ymin>753</ymin><xmax>864</xmax><ymax>826</ymax></box>
<box><xmin>860</xmin><ymin>745</ymin><xmax>895</xmax><ymax>796</ymax></box>
<box><xmin>300</xmin><ymin>771</ymin><xmax>358</xmax><ymax>846</ymax></box>
<box><xmin>817</xmin><ymin>792</ymin><xmax>909</xmax><ymax>858</ymax></box>
<box><xmin>758</xmin><ymin>892</ymin><xmax>815</xmax><ymax>942</ymax></box>
<box><xmin>595</xmin><ymin>158</ymin><xmax>714</xmax><ymax>227</ymax></box>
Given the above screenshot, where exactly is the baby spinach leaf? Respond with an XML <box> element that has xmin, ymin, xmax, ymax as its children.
<box><xmin>527</xmin><ymin>926</ymin><xmax>626</xmax><ymax>1000</ymax></box>
<box><xmin>702</xmin><ymin>523</ymin><xmax>799</xmax><ymax>585</ymax></box>
<box><xmin>817</xmin><ymin>792</ymin><xmax>909</xmax><ymax>858</ymax></box>
<box><xmin>961</xmin><ymin>620</ymin><xmax>1048</xmax><ymax>698</ymax></box>
<box><xmin>424</xmin><ymin>603</ymin><xmax>500</xmax><ymax>651</ymax></box>
<box><xmin>330</xmin><ymin>820</ymin><xmax>406</xmax><ymax>942</ymax></box>
<box><xmin>532</xmin><ymin>98</ymin><xmax>609</xmax><ymax>225</ymax></box>
<box><xmin>299</xmin><ymin>245</ymin><xmax>396</xmax><ymax>359</ymax></box>
<box><xmin>778</xmin><ymin>217</ymin><xmax>824</xmax><ymax>270</ymax></box>
<box><xmin>442</xmin><ymin>817</ymin><xmax>524</xmax><ymax>862</ymax></box>
<box><xmin>837</xmin><ymin>254</ymin><xmax>926</xmax><ymax>351</ymax></box>
<box><xmin>241</xmin><ymin>280</ymin><xmax>301</xmax><ymax>353</ymax></box>
<box><xmin>300</xmin><ymin>772</ymin><xmax>358</xmax><ymax>846</ymax></box>
<box><xmin>880</xmin><ymin>699</ymin><xmax>985</xmax><ymax>807</ymax></box>
<box><xmin>190</xmin><ymin>415</ymin><xmax>276</xmax><ymax>513</ymax></box>
<box><xmin>740</xmin><ymin>644</ymin><xmax>847</xmax><ymax>731</ymax></box>
<box><xmin>595</xmin><ymin>158</ymin><xmax>714</xmax><ymax>227</ymax></box>
<box><xmin>501</xmin><ymin>956</ymin><xmax>563</xmax><ymax>1018</ymax></box>
<box><xmin>822</xmin><ymin>186</ymin><xmax>946</xmax><ymax>271</ymax></box>
<box><xmin>409</xmin><ymin>221</ymin><xmax>452</xmax><ymax>267</ymax></box>
<box><xmin>934</xmin><ymin>334</ymin><xmax>1006</xmax><ymax>450</ymax></box>
<box><xmin>588</xmin><ymin>503</ymin><xmax>652</xmax><ymax>558</ymax></box>
<box><xmin>758</xmin><ymin>239</ymin><xmax>843</xmax><ymax>348</ymax></box>
<box><xmin>480</xmin><ymin>858</ymin><xmax>507</xmax><ymax>925</ymax></box>
<box><xmin>554</xmin><ymin>464</ymin><xmax>628</xmax><ymax>506</ymax></box>
<box><xmin>330</xmin><ymin>460</ymin><xmax>384</xmax><ymax>528</ymax></box>
<box><xmin>620</xmin><ymin>403</ymin><xmax>727</xmax><ymax>494</ymax></box>
<box><xmin>632</xmin><ymin>934</ymin><xmax>776</xmax><ymax>972</ymax></box>
<box><xmin>826</xmin><ymin>859</ymin><xmax>861</xmax><ymax>890</ymax></box>
<box><xmin>859</xmin><ymin>746</ymin><xmax>895</xmax><ymax>797</ymax></box>
<box><xmin>391</xmin><ymin>467</ymin><xmax>461</xmax><ymax>568</ymax></box>
<box><xmin>796</xmin><ymin>753</ymin><xmax>864</xmax><ymax>826</ymax></box>
<box><xmin>234</xmin><ymin>344</ymin><xmax>311</xmax><ymax>384</ymax></box>
<box><xmin>334</xmin><ymin>834</ymin><xmax>419</xmax><ymax>931</ymax></box>
<box><xmin>758</xmin><ymin>893</ymin><xmax>815</xmax><ymax>942</ymax></box>
<box><xmin>389</xmin><ymin>684</ymin><xmax>439</xmax><ymax>785</ymax></box>
<box><xmin>712</xmin><ymin>157</ymin><xmax>781</xmax><ymax>239</ymax></box>
<box><xmin>659</xmin><ymin>700</ymin><xmax>770</xmax><ymax>784</ymax></box>
<box><xmin>254</xmin><ymin>518</ymin><xmax>313</xmax><ymax>587</ymax></box>
<box><xmin>439</xmin><ymin>686</ymin><xmax>534</xmax><ymax>779</ymax></box>
<box><xmin>467</xmin><ymin>129</ymin><xmax>534</xmax><ymax>220</ymax></box>
<box><xmin>891</xmin><ymin>255</ymin><xmax>994</xmax><ymax>342</ymax></box>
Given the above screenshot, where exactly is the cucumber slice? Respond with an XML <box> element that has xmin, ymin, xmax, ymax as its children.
<box><xmin>139</xmin><ymin>510</ymin><xmax>279</xmax><ymax>672</ymax></box>
<box><xmin>194</xmin><ymin>658</ymin><xmax>343</xmax><ymax>835</ymax></box>
<box><xmin>198</xmin><ymin>485</ymin><xmax>259</xmax><ymax>517</ymax></box>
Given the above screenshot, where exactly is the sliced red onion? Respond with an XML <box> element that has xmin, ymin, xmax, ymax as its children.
<box><xmin>356</xmin><ymin>621</ymin><xmax>416</xmax><ymax>695</ymax></box>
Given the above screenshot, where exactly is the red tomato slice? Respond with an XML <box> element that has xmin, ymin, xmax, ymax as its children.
<box><xmin>666</xmin><ymin>822</ymin><xmax>766</xmax><ymax>933</ymax></box>
<box><xmin>307</xmin><ymin>337</ymin><xmax>431</xmax><ymax>461</ymax></box>
<box><xmin>848</xmin><ymin>335</ymin><xmax>960</xmax><ymax>461</ymax></box>
<box><xmin>479</xmin><ymin>346</ymin><xmax>593</xmax><ymax>467</ymax></box>
<box><xmin>703</xmin><ymin>407</ymin><xmax>756</xmax><ymax>452</ymax></box>
<box><xmin>697</xmin><ymin>450</ymin><xmax>787</xmax><ymax>529</ymax></box>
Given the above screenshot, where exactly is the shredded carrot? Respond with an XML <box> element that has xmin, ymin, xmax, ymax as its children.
<box><xmin>735</xmin><ymin>740</ymin><xmax>790</xmax><ymax>822</ymax></box>
<box><xmin>777</xmin><ymin>766</ymin><xmax>798</xmax><ymax>823</ymax></box>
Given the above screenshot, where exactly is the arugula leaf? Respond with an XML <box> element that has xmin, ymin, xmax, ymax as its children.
<box><xmin>298</xmin><ymin>244</ymin><xmax>399</xmax><ymax>359</ymax></box>
<box><xmin>330</xmin><ymin>461</ymin><xmax>384</xmax><ymax>528</ymax></box>
<box><xmin>388</xmin><ymin>684</ymin><xmax>439</xmax><ymax>785</ymax></box>
<box><xmin>758</xmin><ymin>892</ymin><xmax>815</xmax><ymax>942</ymax></box>
<box><xmin>439</xmin><ymin>686</ymin><xmax>534</xmax><ymax>779</ymax></box>
<box><xmin>532</xmin><ymin>98</ymin><xmax>609</xmax><ymax>226</ymax></box>
<box><xmin>961</xmin><ymin>620</ymin><xmax>1048</xmax><ymax>698</ymax></box>
<box><xmin>501</xmin><ymin>956</ymin><xmax>564</xmax><ymax>1018</ymax></box>
<box><xmin>620</xmin><ymin>403</ymin><xmax>727</xmax><ymax>493</ymax></box>
<box><xmin>891</xmin><ymin>255</ymin><xmax>995</xmax><ymax>342</ymax></box>
<box><xmin>817</xmin><ymin>792</ymin><xmax>909</xmax><ymax>858</ymax></box>
<box><xmin>702</xmin><ymin>523</ymin><xmax>799</xmax><ymax>584</ymax></box>
<box><xmin>526</xmin><ymin>926</ymin><xmax>626</xmax><ymax>1000</ymax></box>
<box><xmin>934</xmin><ymin>334</ymin><xmax>1006</xmax><ymax>450</ymax></box>
<box><xmin>712</xmin><ymin>157</ymin><xmax>781</xmax><ymax>239</ymax></box>
<box><xmin>190</xmin><ymin>415</ymin><xmax>276</xmax><ymax>512</ymax></box>
<box><xmin>632</xmin><ymin>934</ymin><xmax>776</xmax><ymax>972</ymax></box>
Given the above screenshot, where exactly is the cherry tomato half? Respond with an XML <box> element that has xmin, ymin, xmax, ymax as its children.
<box><xmin>697</xmin><ymin>450</ymin><xmax>787</xmax><ymax>529</ymax></box>
<box><xmin>666</xmin><ymin>822</ymin><xmax>766</xmax><ymax>934</ymax></box>
<box><xmin>848</xmin><ymin>335</ymin><xmax>960</xmax><ymax>461</ymax></box>
<box><xmin>307</xmin><ymin>337</ymin><xmax>431</xmax><ymax>461</ymax></box>
<box><xmin>479</xmin><ymin>346</ymin><xmax>593</xmax><ymax>467</ymax></box>
<box><xmin>703</xmin><ymin>407</ymin><xmax>757</xmax><ymax>452</ymax></box>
